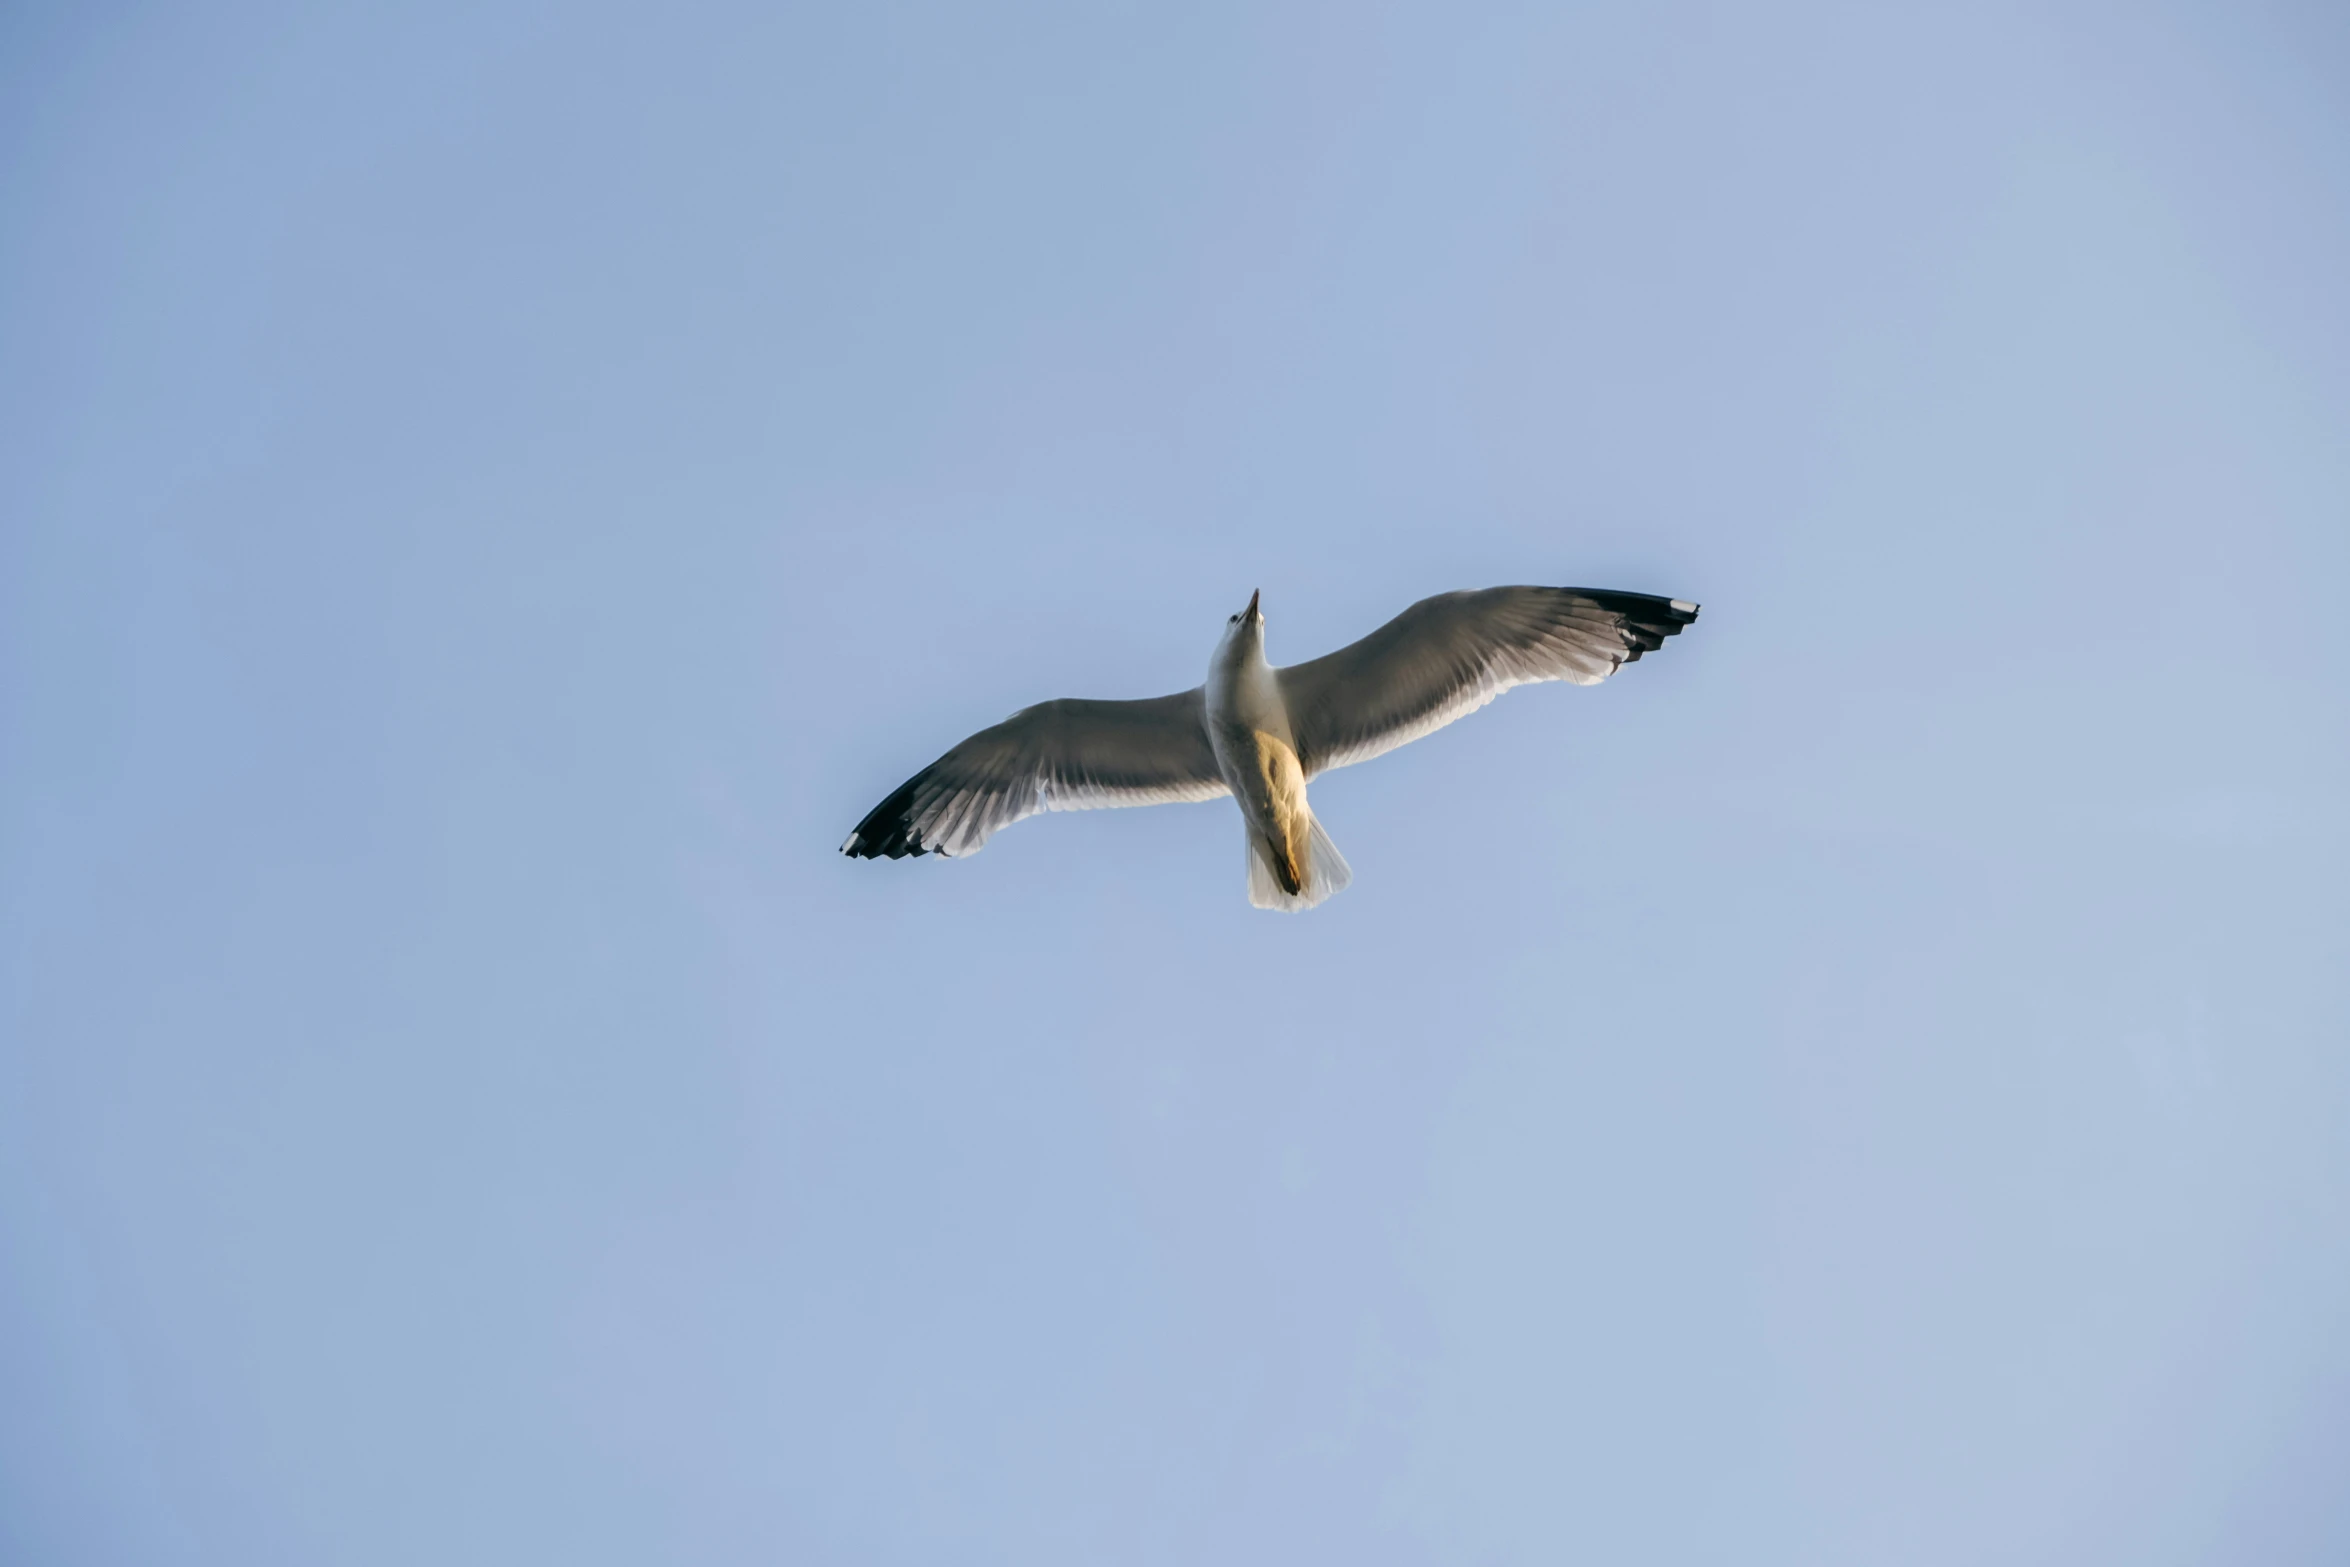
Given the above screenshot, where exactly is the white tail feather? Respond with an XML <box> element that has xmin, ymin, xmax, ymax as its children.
<box><xmin>1244</xmin><ymin>814</ymin><xmax>1353</xmax><ymax>912</ymax></box>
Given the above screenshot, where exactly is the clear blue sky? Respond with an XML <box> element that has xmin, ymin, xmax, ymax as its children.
<box><xmin>3</xmin><ymin>2</ymin><xmax>2346</xmax><ymax>1562</ymax></box>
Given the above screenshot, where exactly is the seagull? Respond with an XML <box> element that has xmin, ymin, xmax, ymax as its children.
<box><xmin>842</xmin><ymin>585</ymin><xmax>1699</xmax><ymax>910</ymax></box>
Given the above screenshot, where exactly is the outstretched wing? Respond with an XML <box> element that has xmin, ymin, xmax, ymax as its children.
<box><xmin>841</xmin><ymin>689</ymin><xmax>1228</xmax><ymax>859</ymax></box>
<box><xmin>1278</xmin><ymin>587</ymin><xmax>1699</xmax><ymax>776</ymax></box>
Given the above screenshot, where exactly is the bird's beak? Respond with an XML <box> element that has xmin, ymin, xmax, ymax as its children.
<box><xmin>1246</xmin><ymin>589</ymin><xmax>1260</xmax><ymax>621</ymax></box>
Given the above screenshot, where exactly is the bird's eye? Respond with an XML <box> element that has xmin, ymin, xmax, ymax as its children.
<box><xmin>1229</xmin><ymin>615</ymin><xmax>1239</xmax><ymax>624</ymax></box>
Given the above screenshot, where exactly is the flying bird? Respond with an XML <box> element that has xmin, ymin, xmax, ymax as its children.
<box><xmin>841</xmin><ymin>585</ymin><xmax>1700</xmax><ymax>910</ymax></box>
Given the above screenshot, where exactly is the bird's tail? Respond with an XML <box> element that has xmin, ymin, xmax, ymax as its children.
<box><xmin>1245</xmin><ymin>814</ymin><xmax>1352</xmax><ymax>912</ymax></box>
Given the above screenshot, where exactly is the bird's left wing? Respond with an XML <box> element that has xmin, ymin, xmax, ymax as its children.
<box><xmin>1278</xmin><ymin>587</ymin><xmax>1699</xmax><ymax>776</ymax></box>
<box><xmin>841</xmin><ymin>689</ymin><xmax>1228</xmax><ymax>859</ymax></box>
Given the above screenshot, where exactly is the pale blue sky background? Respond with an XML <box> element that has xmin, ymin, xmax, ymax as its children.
<box><xmin>4</xmin><ymin>2</ymin><xmax>2347</xmax><ymax>1562</ymax></box>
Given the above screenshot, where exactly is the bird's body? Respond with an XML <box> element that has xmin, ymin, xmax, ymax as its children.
<box><xmin>1203</xmin><ymin>596</ymin><xmax>1333</xmax><ymax>903</ymax></box>
<box><xmin>842</xmin><ymin>584</ymin><xmax>1699</xmax><ymax>910</ymax></box>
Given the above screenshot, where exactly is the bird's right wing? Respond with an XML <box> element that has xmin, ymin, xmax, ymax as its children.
<box><xmin>841</xmin><ymin>689</ymin><xmax>1228</xmax><ymax>859</ymax></box>
<box><xmin>1278</xmin><ymin>587</ymin><xmax>1699</xmax><ymax>776</ymax></box>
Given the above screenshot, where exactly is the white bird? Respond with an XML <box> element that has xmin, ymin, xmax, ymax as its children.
<box><xmin>841</xmin><ymin>585</ymin><xmax>1700</xmax><ymax>910</ymax></box>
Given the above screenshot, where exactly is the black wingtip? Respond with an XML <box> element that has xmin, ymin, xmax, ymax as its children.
<box><xmin>841</xmin><ymin>766</ymin><xmax>939</xmax><ymax>859</ymax></box>
<box><xmin>1565</xmin><ymin>587</ymin><xmax>1700</xmax><ymax>664</ymax></box>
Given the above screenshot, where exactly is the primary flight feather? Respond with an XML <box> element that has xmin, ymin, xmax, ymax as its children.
<box><xmin>841</xmin><ymin>585</ymin><xmax>1700</xmax><ymax>910</ymax></box>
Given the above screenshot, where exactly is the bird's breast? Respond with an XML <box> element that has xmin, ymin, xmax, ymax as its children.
<box><xmin>1206</xmin><ymin>652</ymin><xmax>1286</xmax><ymax>734</ymax></box>
<box><xmin>1206</xmin><ymin>671</ymin><xmax>1304</xmax><ymax>842</ymax></box>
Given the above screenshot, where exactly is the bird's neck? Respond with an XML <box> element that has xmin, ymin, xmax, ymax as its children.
<box><xmin>1208</xmin><ymin>636</ymin><xmax>1278</xmax><ymax>725</ymax></box>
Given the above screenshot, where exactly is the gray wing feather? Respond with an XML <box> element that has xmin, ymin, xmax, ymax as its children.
<box><xmin>1278</xmin><ymin>587</ymin><xmax>1699</xmax><ymax>776</ymax></box>
<box><xmin>842</xmin><ymin>688</ymin><xmax>1228</xmax><ymax>858</ymax></box>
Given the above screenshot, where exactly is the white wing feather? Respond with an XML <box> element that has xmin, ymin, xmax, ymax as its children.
<box><xmin>1277</xmin><ymin>587</ymin><xmax>1699</xmax><ymax>776</ymax></box>
<box><xmin>842</xmin><ymin>689</ymin><xmax>1228</xmax><ymax>858</ymax></box>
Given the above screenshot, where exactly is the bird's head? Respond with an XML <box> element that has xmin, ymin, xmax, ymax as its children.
<box><xmin>1211</xmin><ymin>589</ymin><xmax>1266</xmax><ymax>673</ymax></box>
<box><xmin>1223</xmin><ymin>589</ymin><xmax>1263</xmax><ymax>637</ymax></box>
